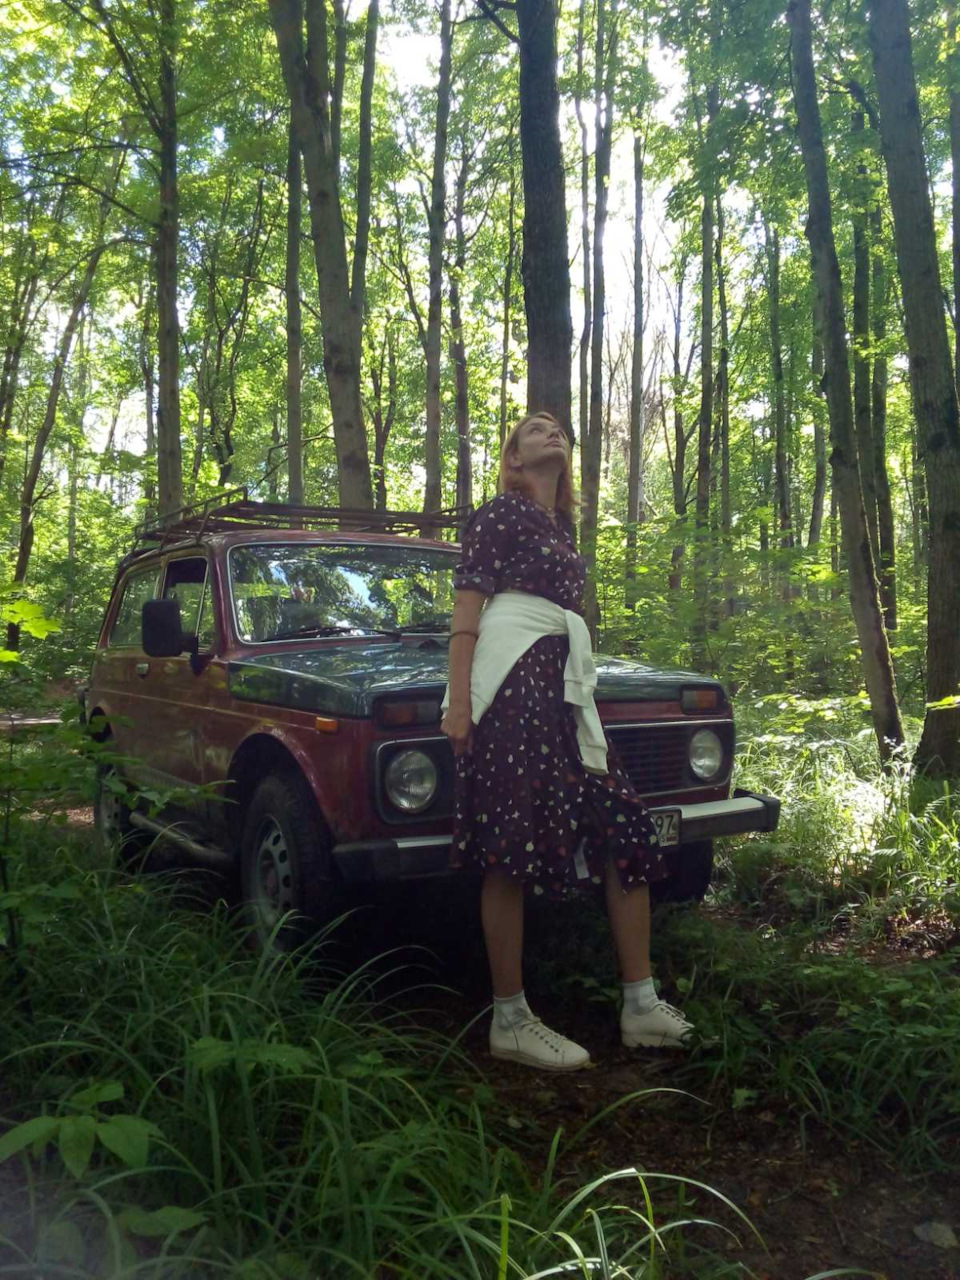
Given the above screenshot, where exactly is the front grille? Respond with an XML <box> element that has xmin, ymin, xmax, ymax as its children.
<box><xmin>606</xmin><ymin>720</ymin><xmax>733</xmax><ymax>796</ymax></box>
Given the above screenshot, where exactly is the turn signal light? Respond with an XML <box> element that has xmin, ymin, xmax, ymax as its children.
<box><xmin>315</xmin><ymin>716</ymin><xmax>340</xmax><ymax>733</ymax></box>
<box><xmin>377</xmin><ymin>699</ymin><xmax>442</xmax><ymax>727</ymax></box>
<box><xmin>681</xmin><ymin>687</ymin><xmax>720</xmax><ymax>712</ymax></box>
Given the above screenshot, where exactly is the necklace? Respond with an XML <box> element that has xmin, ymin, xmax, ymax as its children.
<box><xmin>532</xmin><ymin>497</ymin><xmax>557</xmax><ymax>517</ymax></box>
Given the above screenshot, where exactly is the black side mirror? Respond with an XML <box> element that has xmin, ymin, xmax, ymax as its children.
<box><xmin>142</xmin><ymin>598</ymin><xmax>191</xmax><ymax>658</ymax></box>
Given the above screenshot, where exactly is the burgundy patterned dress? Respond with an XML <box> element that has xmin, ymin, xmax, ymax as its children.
<box><xmin>451</xmin><ymin>491</ymin><xmax>669</xmax><ymax>899</ymax></box>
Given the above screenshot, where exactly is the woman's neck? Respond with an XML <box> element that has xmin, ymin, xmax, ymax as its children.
<box><xmin>525</xmin><ymin>470</ymin><xmax>560</xmax><ymax>512</ymax></box>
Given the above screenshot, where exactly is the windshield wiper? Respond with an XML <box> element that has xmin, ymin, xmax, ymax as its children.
<box><xmin>271</xmin><ymin>623</ymin><xmax>401</xmax><ymax>641</ymax></box>
<box><xmin>394</xmin><ymin>621</ymin><xmax>450</xmax><ymax>634</ymax></box>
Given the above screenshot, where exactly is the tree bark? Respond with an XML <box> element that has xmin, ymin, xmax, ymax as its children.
<box><xmin>517</xmin><ymin>0</ymin><xmax>573</xmax><ymax>433</ymax></box>
<box><xmin>371</xmin><ymin>324</ymin><xmax>397</xmax><ymax>511</ymax></box>
<box><xmin>574</xmin><ymin>0</ymin><xmax>591</xmax><ymax>474</ymax></box>
<box><xmin>950</xmin><ymin>8</ymin><xmax>960</xmax><ymax>400</ymax></box>
<box><xmin>871</xmin><ymin>206</ymin><xmax>896</xmax><ymax>630</ymax></box>
<box><xmin>852</xmin><ymin>111</ymin><xmax>880</xmax><ymax>563</ymax></box>
<box><xmin>693</xmin><ymin>87</ymin><xmax>718</xmax><ymax>669</ymax></box>
<box><xmin>450</xmin><ymin>151</ymin><xmax>472</xmax><ymax>512</ymax></box>
<box><xmin>286</xmin><ymin>113</ymin><xmax>304</xmax><ymax>506</ymax></box>
<box><xmin>716</xmin><ymin>192</ymin><xmax>733</xmax><ymax>615</ymax></box>
<box><xmin>269</xmin><ymin>0</ymin><xmax>373</xmax><ymax>509</ymax></box>
<box><xmin>499</xmin><ymin>139</ymin><xmax>517</xmax><ymax>449</ymax></box>
<box><xmin>423</xmin><ymin>0</ymin><xmax>453</xmax><ymax>515</ymax></box>
<box><xmin>808</xmin><ymin>305</ymin><xmax>827</xmax><ymax>547</ymax></box>
<box><xmin>156</xmin><ymin>0</ymin><xmax>182</xmax><ymax>517</ymax></box>
<box><xmin>765</xmin><ymin>220</ymin><xmax>792</xmax><ymax>556</ymax></box>
<box><xmin>788</xmin><ymin>0</ymin><xmax>904</xmax><ymax>762</ymax></box>
<box><xmin>8</xmin><ymin>245</ymin><xmax>105</xmax><ymax>649</ymax></box>
<box><xmin>581</xmin><ymin>0</ymin><xmax>618</xmax><ymax>636</ymax></box>
<box><xmin>625</xmin><ymin>129</ymin><xmax>645</xmax><ymax>610</ymax></box>
<box><xmin>350</xmin><ymin>0</ymin><xmax>380</xmax><ymax>342</ymax></box>
<box><xmin>868</xmin><ymin>0</ymin><xmax>960</xmax><ymax>774</ymax></box>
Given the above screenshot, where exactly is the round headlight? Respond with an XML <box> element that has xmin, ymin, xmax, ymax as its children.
<box><xmin>689</xmin><ymin>729</ymin><xmax>724</xmax><ymax>780</ymax></box>
<box><xmin>384</xmin><ymin>749</ymin><xmax>438</xmax><ymax>813</ymax></box>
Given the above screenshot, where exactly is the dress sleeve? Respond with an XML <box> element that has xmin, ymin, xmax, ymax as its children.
<box><xmin>454</xmin><ymin>496</ymin><xmax>514</xmax><ymax>595</ymax></box>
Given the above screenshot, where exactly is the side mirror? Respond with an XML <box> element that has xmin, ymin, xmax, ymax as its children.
<box><xmin>142</xmin><ymin>598</ymin><xmax>193</xmax><ymax>659</ymax></box>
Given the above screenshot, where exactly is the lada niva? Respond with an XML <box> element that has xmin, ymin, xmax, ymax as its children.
<box><xmin>82</xmin><ymin>495</ymin><xmax>780</xmax><ymax>945</ymax></box>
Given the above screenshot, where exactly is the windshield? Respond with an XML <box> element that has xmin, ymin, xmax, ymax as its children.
<box><xmin>228</xmin><ymin>542</ymin><xmax>459</xmax><ymax>643</ymax></box>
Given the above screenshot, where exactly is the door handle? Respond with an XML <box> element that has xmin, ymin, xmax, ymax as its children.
<box><xmin>135</xmin><ymin>662</ymin><xmax>150</xmax><ymax>678</ymax></box>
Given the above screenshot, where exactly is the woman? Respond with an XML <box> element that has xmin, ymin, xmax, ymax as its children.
<box><xmin>441</xmin><ymin>412</ymin><xmax>694</xmax><ymax>1072</ymax></box>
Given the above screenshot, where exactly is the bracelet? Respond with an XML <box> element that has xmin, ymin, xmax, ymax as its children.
<box><xmin>449</xmin><ymin>629</ymin><xmax>479</xmax><ymax>640</ymax></box>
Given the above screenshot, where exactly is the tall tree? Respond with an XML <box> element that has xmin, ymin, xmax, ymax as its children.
<box><xmin>787</xmin><ymin>0</ymin><xmax>904</xmax><ymax>762</ymax></box>
<box><xmin>269</xmin><ymin>0</ymin><xmax>373</xmax><ymax>509</ymax></box>
<box><xmin>868</xmin><ymin>0</ymin><xmax>960</xmax><ymax>775</ymax></box>
<box><xmin>286</xmin><ymin>114</ymin><xmax>304</xmax><ymax>506</ymax></box>
<box><xmin>422</xmin><ymin>0</ymin><xmax>453</xmax><ymax>516</ymax></box>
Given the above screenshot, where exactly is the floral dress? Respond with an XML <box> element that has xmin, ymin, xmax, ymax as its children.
<box><xmin>451</xmin><ymin>491</ymin><xmax>669</xmax><ymax>898</ymax></box>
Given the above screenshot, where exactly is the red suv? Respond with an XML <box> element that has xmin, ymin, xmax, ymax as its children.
<box><xmin>83</xmin><ymin>496</ymin><xmax>779</xmax><ymax>944</ymax></box>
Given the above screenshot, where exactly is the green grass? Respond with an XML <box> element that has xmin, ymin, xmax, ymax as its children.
<box><xmin>2</xmin><ymin>705</ymin><xmax>954</xmax><ymax>1277</ymax></box>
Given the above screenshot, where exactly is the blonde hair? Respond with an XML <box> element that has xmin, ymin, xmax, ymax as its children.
<box><xmin>498</xmin><ymin>412</ymin><xmax>578</xmax><ymax>522</ymax></box>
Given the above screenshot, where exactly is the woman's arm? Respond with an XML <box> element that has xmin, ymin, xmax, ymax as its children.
<box><xmin>442</xmin><ymin>589</ymin><xmax>486</xmax><ymax>755</ymax></box>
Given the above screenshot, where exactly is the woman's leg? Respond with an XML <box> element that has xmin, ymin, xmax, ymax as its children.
<box><xmin>481</xmin><ymin>869</ymin><xmax>525</xmax><ymax>997</ymax></box>
<box><xmin>604</xmin><ymin>857</ymin><xmax>652</xmax><ymax>983</ymax></box>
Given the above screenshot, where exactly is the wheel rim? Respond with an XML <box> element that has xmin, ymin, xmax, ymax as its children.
<box><xmin>97</xmin><ymin>769</ymin><xmax>126</xmax><ymax>843</ymax></box>
<box><xmin>253</xmin><ymin>816</ymin><xmax>295</xmax><ymax>933</ymax></box>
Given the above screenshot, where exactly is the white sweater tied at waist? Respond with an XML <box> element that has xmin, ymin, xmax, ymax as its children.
<box><xmin>443</xmin><ymin>590</ymin><xmax>609</xmax><ymax>775</ymax></box>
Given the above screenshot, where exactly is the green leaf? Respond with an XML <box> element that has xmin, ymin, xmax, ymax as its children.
<box><xmin>37</xmin><ymin>1220</ymin><xmax>86</xmax><ymax>1265</ymax></box>
<box><xmin>187</xmin><ymin>1036</ymin><xmax>235</xmax><ymax>1072</ymax></box>
<box><xmin>119</xmin><ymin>1205</ymin><xmax>207</xmax><ymax>1238</ymax></box>
<box><xmin>72</xmin><ymin>1081</ymin><xmax>124</xmax><ymax>1110</ymax></box>
<box><xmin>59</xmin><ymin>1115</ymin><xmax>96</xmax><ymax>1179</ymax></box>
<box><xmin>96</xmin><ymin>1116</ymin><xmax>160</xmax><ymax>1168</ymax></box>
<box><xmin>0</xmin><ymin>1115</ymin><xmax>59</xmax><ymax>1163</ymax></box>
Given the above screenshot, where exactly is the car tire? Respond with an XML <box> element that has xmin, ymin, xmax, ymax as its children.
<box><xmin>94</xmin><ymin>763</ymin><xmax>149</xmax><ymax>863</ymax></box>
<box><xmin>239</xmin><ymin>771</ymin><xmax>342</xmax><ymax>951</ymax></box>
<box><xmin>650</xmin><ymin>840</ymin><xmax>714</xmax><ymax>906</ymax></box>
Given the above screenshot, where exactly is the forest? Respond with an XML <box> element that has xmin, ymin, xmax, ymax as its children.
<box><xmin>0</xmin><ymin>0</ymin><xmax>959</xmax><ymax>1274</ymax></box>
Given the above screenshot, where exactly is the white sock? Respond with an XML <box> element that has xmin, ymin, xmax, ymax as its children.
<box><xmin>622</xmin><ymin>977</ymin><xmax>658</xmax><ymax>1017</ymax></box>
<box><xmin>492</xmin><ymin>990</ymin><xmax>533</xmax><ymax>1030</ymax></box>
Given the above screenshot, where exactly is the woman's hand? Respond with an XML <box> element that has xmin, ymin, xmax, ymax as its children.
<box><xmin>442</xmin><ymin>703</ymin><xmax>474</xmax><ymax>756</ymax></box>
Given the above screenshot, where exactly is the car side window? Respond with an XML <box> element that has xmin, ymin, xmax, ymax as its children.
<box><xmin>162</xmin><ymin>557</ymin><xmax>209</xmax><ymax>638</ymax></box>
<box><xmin>110</xmin><ymin>566</ymin><xmax>161</xmax><ymax>647</ymax></box>
<box><xmin>197</xmin><ymin>577</ymin><xmax>217</xmax><ymax>651</ymax></box>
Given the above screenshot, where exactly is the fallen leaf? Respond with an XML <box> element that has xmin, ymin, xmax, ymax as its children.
<box><xmin>913</xmin><ymin>1222</ymin><xmax>959</xmax><ymax>1249</ymax></box>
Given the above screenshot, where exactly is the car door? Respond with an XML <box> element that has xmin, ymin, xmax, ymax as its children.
<box><xmin>137</xmin><ymin>553</ymin><xmax>220</xmax><ymax>813</ymax></box>
<box><xmin>92</xmin><ymin>561</ymin><xmax>164</xmax><ymax>785</ymax></box>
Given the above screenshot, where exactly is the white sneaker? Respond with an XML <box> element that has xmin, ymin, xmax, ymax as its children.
<box><xmin>621</xmin><ymin>1000</ymin><xmax>694</xmax><ymax>1049</ymax></box>
<box><xmin>490</xmin><ymin>1016</ymin><xmax>591</xmax><ymax>1072</ymax></box>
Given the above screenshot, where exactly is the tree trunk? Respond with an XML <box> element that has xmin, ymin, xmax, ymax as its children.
<box><xmin>423</xmin><ymin>0</ymin><xmax>453</xmax><ymax>515</ymax></box>
<box><xmin>693</xmin><ymin>90</ymin><xmax>717</xmax><ymax>668</ymax></box>
<box><xmin>350</xmin><ymin>0</ymin><xmax>380</xmax><ymax>342</ymax></box>
<box><xmin>871</xmin><ymin>206</ymin><xmax>896</xmax><ymax>630</ymax></box>
<box><xmin>139</xmin><ymin>276</ymin><xmax>157</xmax><ymax>510</ymax></box>
<box><xmin>716</xmin><ymin>192</ymin><xmax>733</xmax><ymax>615</ymax></box>
<box><xmin>451</xmin><ymin>153</ymin><xmax>472</xmax><ymax>512</ymax></box>
<box><xmin>950</xmin><ymin>8</ymin><xmax>960</xmax><ymax>400</ymax></box>
<box><xmin>808</xmin><ymin>305</ymin><xmax>827</xmax><ymax>547</ymax></box>
<box><xmin>156</xmin><ymin>0</ymin><xmax>182</xmax><ymax>518</ymax></box>
<box><xmin>517</xmin><ymin>0</ymin><xmax>573</xmax><ymax>432</ymax></box>
<box><xmin>765</xmin><ymin>220</ymin><xmax>792</xmax><ymax>557</ymax></box>
<box><xmin>581</xmin><ymin>0</ymin><xmax>617</xmax><ymax>636</ymax></box>
<box><xmin>852</xmin><ymin>111</ymin><xmax>880</xmax><ymax>562</ymax></box>
<box><xmin>626</xmin><ymin>129</ymin><xmax>645</xmax><ymax>609</ymax></box>
<box><xmin>668</xmin><ymin>269</ymin><xmax>689</xmax><ymax>592</ymax></box>
<box><xmin>868</xmin><ymin>0</ymin><xmax>960</xmax><ymax>774</ymax></box>
<box><xmin>499</xmin><ymin>140</ymin><xmax>517</xmax><ymax>449</ymax></box>
<box><xmin>788</xmin><ymin>0</ymin><xmax>904</xmax><ymax>762</ymax></box>
<box><xmin>574</xmin><ymin>0</ymin><xmax>591</xmax><ymax>472</ymax></box>
<box><xmin>371</xmin><ymin>324</ymin><xmax>397</xmax><ymax>512</ymax></box>
<box><xmin>8</xmin><ymin>247</ymin><xmax>104</xmax><ymax>649</ymax></box>
<box><xmin>286</xmin><ymin>113</ymin><xmax>304</xmax><ymax>506</ymax></box>
<box><xmin>269</xmin><ymin>0</ymin><xmax>373</xmax><ymax>509</ymax></box>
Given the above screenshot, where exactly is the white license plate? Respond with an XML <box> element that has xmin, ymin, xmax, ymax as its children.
<box><xmin>653</xmin><ymin>810</ymin><xmax>681</xmax><ymax>847</ymax></box>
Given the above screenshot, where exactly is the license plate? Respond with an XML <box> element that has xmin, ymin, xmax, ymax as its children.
<box><xmin>652</xmin><ymin>810</ymin><xmax>680</xmax><ymax>847</ymax></box>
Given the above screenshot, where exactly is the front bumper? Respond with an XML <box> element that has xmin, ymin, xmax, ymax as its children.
<box><xmin>331</xmin><ymin>787</ymin><xmax>781</xmax><ymax>885</ymax></box>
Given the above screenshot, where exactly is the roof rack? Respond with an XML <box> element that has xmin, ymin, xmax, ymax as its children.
<box><xmin>125</xmin><ymin>489</ymin><xmax>471</xmax><ymax>562</ymax></box>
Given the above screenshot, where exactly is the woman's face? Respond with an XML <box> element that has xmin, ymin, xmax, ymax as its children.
<box><xmin>509</xmin><ymin>416</ymin><xmax>570</xmax><ymax>473</ymax></box>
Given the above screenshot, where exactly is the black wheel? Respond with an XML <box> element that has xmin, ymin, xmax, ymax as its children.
<box><xmin>650</xmin><ymin>840</ymin><xmax>714</xmax><ymax>906</ymax></box>
<box><xmin>94</xmin><ymin>763</ymin><xmax>150</xmax><ymax>863</ymax></box>
<box><xmin>239</xmin><ymin>772</ymin><xmax>341</xmax><ymax>950</ymax></box>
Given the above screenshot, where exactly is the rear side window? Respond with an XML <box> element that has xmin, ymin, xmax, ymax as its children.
<box><xmin>110</xmin><ymin>566</ymin><xmax>160</xmax><ymax>647</ymax></box>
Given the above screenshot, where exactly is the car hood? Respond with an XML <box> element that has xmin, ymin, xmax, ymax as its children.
<box><xmin>228</xmin><ymin>640</ymin><xmax>725</xmax><ymax>718</ymax></box>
